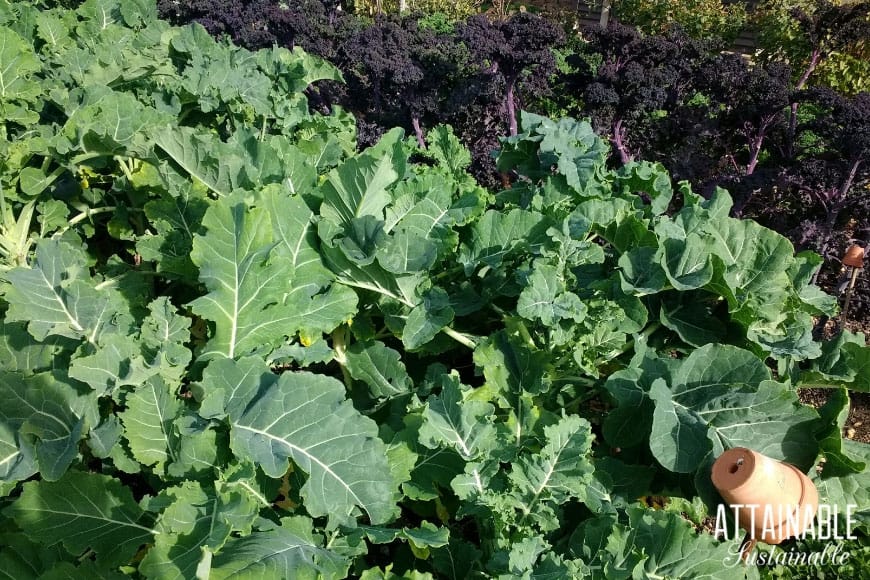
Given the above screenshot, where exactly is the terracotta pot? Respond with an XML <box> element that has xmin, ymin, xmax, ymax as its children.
<box><xmin>843</xmin><ymin>245</ymin><xmax>865</xmax><ymax>268</ymax></box>
<box><xmin>711</xmin><ymin>447</ymin><xmax>819</xmax><ymax>544</ymax></box>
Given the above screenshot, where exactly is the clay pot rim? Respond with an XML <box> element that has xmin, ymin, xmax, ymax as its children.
<box><xmin>843</xmin><ymin>244</ymin><xmax>865</xmax><ymax>268</ymax></box>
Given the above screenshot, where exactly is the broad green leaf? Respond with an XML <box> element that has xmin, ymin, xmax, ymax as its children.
<box><xmin>153</xmin><ymin>127</ymin><xmax>244</xmax><ymax>196</ymax></box>
<box><xmin>285</xmin><ymin>282</ymin><xmax>358</xmax><ymax>344</ymax></box>
<box><xmin>618</xmin><ymin>507</ymin><xmax>741</xmax><ymax>579</ymax></box>
<box><xmin>0</xmin><ymin>371</ymin><xmax>83</xmax><ymax>481</ymax></box>
<box><xmin>119</xmin><ymin>0</ymin><xmax>158</xmax><ymax>27</ymax></box>
<box><xmin>263</xmin><ymin>189</ymin><xmax>332</xmax><ymax>293</ymax></box>
<box><xmin>196</xmin><ymin>356</ymin><xmax>269</xmax><ymax>420</ymax></box>
<box><xmin>593</xmin><ymin>457</ymin><xmax>655</xmax><ymax>504</ymax></box>
<box><xmin>392</xmin><ymin>416</ymin><xmax>465</xmax><ymax>501</ymax></box>
<box><xmin>431</xmin><ymin>539</ymin><xmax>483</xmax><ymax>580</ymax></box>
<box><xmin>5</xmin><ymin>239</ymin><xmax>131</xmax><ymax>343</ymax></box>
<box><xmin>498</xmin><ymin>113</ymin><xmax>609</xmax><ymax>198</ymax></box>
<box><xmin>360</xmin><ymin>521</ymin><xmax>449</xmax><ymax>549</ymax></box>
<box><xmin>120</xmin><ymin>377</ymin><xmax>181</xmax><ymax>472</ymax></box>
<box><xmin>377</xmin><ymin>227</ymin><xmax>437</xmax><ymax>275</ymax></box>
<box><xmin>322</xmin><ymin>240</ymin><xmax>421</xmax><ymax>307</ymax></box>
<box><xmin>458</xmin><ymin>209</ymin><xmax>548</xmax><ymax>273</ymax></box>
<box><xmin>269</xmin><ymin>338</ymin><xmax>334</xmax><ymax>368</ymax></box>
<box><xmin>376</xmin><ymin>185</ymin><xmax>458</xmax><ymax>274</ymax></box>
<box><xmin>0</xmin><ymin>532</ymin><xmax>67</xmax><ymax>580</ymax></box>
<box><xmin>618</xmin><ymin>246</ymin><xmax>668</xmax><ymax>295</ymax></box>
<box><xmin>649</xmin><ymin>378</ymin><xmax>711</xmax><ymax>473</ymax></box>
<box><xmin>705</xmin><ymin>217</ymin><xmax>794</xmax><ymax>299</ymax></box>
<box><xmin>517</xmin><ymin>264</ymin><xmax>586</xmax><ymax>327</ymax></box>
<box><xmin>345</xmin><ymin>221</ymin><xmax>386</xmax><ymax>266</ymax></box>
<box><xmin>474</xmin><ymin>331</ymin><xmax>550</xmax><ymax>396</ymax></box>
<box><xmin>59</xmin><ymin>89</ymin><xmax>169</xmax><ymax>157</ymax></box>
<box><xmin>139</xmin><ymin>481</ymin><xmax>258</xmax><ymax>580</ymax></box>
<box><xmin>650</xmin><ymin>345</ymin><xmax>820</xmax><ymax>473</ymax></box>
<box><xmin>426</xmin><ymin>125</ymin><xmax>471</xmax><ymax>177</ymax></box>
<box><xmin>571</xmin><ymin>198</ymin><xmax>634</xmax><ymax>230</ymax></box>
<box><xmin>0</xmin><ymin>409</ymin><xmax>37</xmax><ymax>485</ymax></box>
<box><xmin>0</xmin><ymin>26</ymin><xmax>41</xmax><ymax>109</ymax></box>
<box><xmin>813</xmin><ymin>440</ymin><xmax>870</xmax><ymax>527</ymax></box>
<box><xmin>674</xmin><ymin>343</ymin><xmax>770</xmax><ymax>390</ymax></box>
<box><xmin>320</xmin><ymin>128</ymin><xmax>406</xmax><ymax>227</ymax></box>
<box><xmin>210</xmin><ymin>518</ymin><xmax>348</xmax><ymax>580</ymax></box>
<box><xmin>136</xmin><ymin>187</ymin><xmax>209</xmax><ymax>282</ymax></box>
<box><xmin>509</xmin><ymin>415</ymin><xmax>595</xmax><ymax>516</ymax></box>
<box><xmin>660</xmin><ymin>234</ymin><xmax>714</xmax><ymax>291</ymax></box>
<box><xmin>18</xmin><ymin>166</ymin><xmax>53</xmax><ymax>197</ymax></box>
<box><xmin>749</xmin><ymin>310</ymin><xmax>821</xmax><ymax>361</ymax></box>
<box><xmin>171</xmin><ymin>28</ymin><xmax>273</xmax><ymax>117</ymax></box>
<box><xmin>217</xmin><ymin>461</ymin><xmax>274</xmax><ymax>510</ymax></box>
<box><xmin>345</xmin><ymin>341</ymin><xmax>412</xmax><ymax>398</ymax></box>
<box><xmin>451</xmin><ymin>460</ymin><xmax>500</xmax><ymax>501</ymax></box>
<box><xmin>0</xmin><ymin>319</ymin><xmax>76</xmax><ymax>376</ymax></box>
<box><xmin>69</xmin><ymin>334</ymin><xmax>154</xmax><ymax>395</ymax></box>
<box><xmin>140</xmin><ymin>297</ymin><xmax>193</xmax><ymax>374</ymax></box>
<box><xmin>608</xmin><ymin>215</ymin><xmax>658</xmax><ymax>254</ymax></box>
<box><xmin>35</xmin><ymin>12</ymin><xmax>72</xmax><ymax>51</ymax></box>
<box><xmin>6</xmin><ymin>471</ymin><xmax>154</xmax><ymax>567</ymax></box>
<box><xmin>227</xmin><ymin>363</ymin><xmax>398</xmax><ymax>525</ymax></box>
<box><xmin>69</xmin><ymin>299</ymin><xmax>190</xmax><ymax>394</ymax></box>
<box><xmin>76</xmin><ymin>0</ymin><xmax>123</xmax><ymax>32</ymax></box>
<box><xmin>403</xmin><ymin>287</ymin><xmax>454</xmax><ymax>350</ymax></box>
<box><xmin>799</xmin><ymin>331</ymin><xmax>870</xmax><ymax>391</ymax></box>
<box><xmin>379</xmin><ymin>425</ymin><xmax>420</xmax><ymax>506</ymax></box>
<box><xmin>189</xmin><ymin>196</ymin><xmax>291</xmax><ymax>359</ymax></box>
<box><xmin>614</xmin><ymin>161</ymin><xmax>673</xmax><ymax>216</ymax></box>
<box><xmin>191</xmin><ymin>194</ymin><xmax>354</xmax><ymax>359</ymax></box>
<box><xmin>267</xmin><ymin>188</ymin><xmax>361</xmax><ymax>337</ymax></box>
<box><xmin>255</xmin><ymin>45</ymin><xmax>343</xmax><ymax>94</ymax></box>
<box><xmin>419</xmin><ymin>375</ymin><xmax>497</xmax><ymax>461</ymax></box>
<box><xmin>167</xmin><ymin>414</ymin><xmax>220</xmax><ymax>478</ymax></box>
<box><xmin>231</xmin><ymin>131</ymin><xmax>296</xmax><ymax>189</ymax></box>
<box><xmin>602</xmin><ymin>366</ymin><xmax>656</xmax><ymax>448</ymax></box>
<box><xmin>87</xmin><ymin>416</ymin><xmax>123</xmax><ymax>459</ymax></box>
<box><xmin>659</xmin><ymin>292</ymin><xmax>726</xmax><ymax>346</ymax></box>
<box><xmin>507</xmin><ymin>536</ymin><xmax>549</xmax><ymax>575</ymax></box>
<box><xmin>837</xmin><ymin>341</ymin><xmax>870</xmax><ymax>392</ymax></box>
<box><xmin>360</xmin><ymin>566</ymin><xmax>436</xmax><ymax>580</ymax></box>
<box><xmin>814</xmin><ymin>388</ymin><xmax>866</xmax><ymax>476</ymax></box>
<box><xmin>531</xmin><ymin>554</ymin><xmax>581</xmax><ymax>579</ymax></box>
<box><xmin>36</xmin><ymin>560</ymin><xmax>129</xmax><ymax>580</ymax></box>
<box><xmin>402</xmin><ymin>521</ymin><xmax>450</xmax><ymax>550</ymax></box>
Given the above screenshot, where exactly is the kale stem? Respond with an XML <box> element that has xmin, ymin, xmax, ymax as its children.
<box><xmin>70</xmin><ymin>152</ymin><xmax>104</xmax><ymax>165</ymax></box>
<box><xmin>259</xmin><ymin>116</ymin><xmax>268</xmax><ymax>142</ymax></box>
<box><xmin>619</xmin><ymin>322</ymin><xmax>662</xmax><ymax>355</ymax></box>
<box><xmin>66</xmin><ymin>206</ymin><xmax>118</xmax><ymax>227</ymax></box>
<box><xmin>52</xmin><ymin>206</ymin><xmax>119</xmax><ymax>238</ymax></box>
<box><xmin>94</xmin><ymin>270</ymin><xmax>159</xmax><ymax>291</ymax></box>
<box><xmin>331</xmin><ymin>325</ymin><xmax>354</xmax><ymax>388</ymax></box>
<box><xmin>431</xmin><ymin>264</ymin><xmax>465</xmax><ymax>281</ymax></box>
<box><xmin>442</xmin><ymin>326</ymin><xmax>478</xmax><ymax>349</ymax></box>
<box><xmin>114</xmin><ymin>156</ymin><xmax>135</xmax><ymax>182</ymax></box>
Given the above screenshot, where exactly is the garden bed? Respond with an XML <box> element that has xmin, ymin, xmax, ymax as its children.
<box><xmin>0</xmin><ymin>1</ymin><xmax>867</xmax><ymax>578</ymax></box>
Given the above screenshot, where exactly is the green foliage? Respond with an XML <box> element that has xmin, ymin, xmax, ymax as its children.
<box><xmin>0</xmin><ymin>1</ymin><xmax>868</xmax><ymax>578</ymax></box>
<box><xmin>612</xmin><ymin>0</ymin><xmax>748</xmax><ymax>43</ymax></box>
<box><xmin>353</xmin><ymin>0</ymin><xmax>482</xmax><ymax>20</ymax></box>
<box><xmin>755</xmin><ymin>0</ymin><xmax>870</xmax><ymax>94</ymax></box>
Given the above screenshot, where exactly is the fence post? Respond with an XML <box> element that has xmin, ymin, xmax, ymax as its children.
<box><xmin>600</xmin><ymin>0</ymin><xmax>611</xmax><ymax>27</ymax></box>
